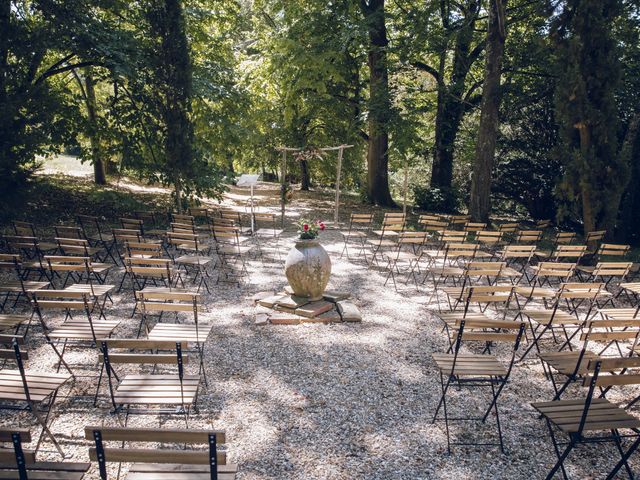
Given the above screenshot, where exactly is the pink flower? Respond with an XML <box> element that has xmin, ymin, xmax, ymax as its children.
<box><xmin>303</xmin><ymin>224</ymin><xmax>309</xmax><ymax>231</ymax></box>
<box><xmin>319</xmin><ymin>223</ymin><xmax>325</xmax><ymax>231</ymax></box>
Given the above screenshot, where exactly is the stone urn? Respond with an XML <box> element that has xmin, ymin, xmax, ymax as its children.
<box><xmin>284</xmin><ymin>239</ymin><xmax>331</xmax><ymax>301</ymax></box>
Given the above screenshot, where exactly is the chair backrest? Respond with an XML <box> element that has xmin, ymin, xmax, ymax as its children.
<box><xmin>397</xmin><ymin>231</ymin><xmax>428</xmax><ymax>248</ymax></box>
<box><xmin>553</xmin><ymin>231</ymin><xmax>576</xmax><ymax>245</ymax></box>
<box><xmin>596</xmin><ymin>243</ymin><xmax>630</xmax><ymax>259</ymax></box>
<box><xmin>579</xmin><ymin>319</ymin><xmax>640</xmax><ymax>356</ymax></box>
<box><xmin>498</xmin><ymin>245</ymin><xmax>536</xmax><ymax>261</ymax></box>
<box><xmin>442</xmin><ymin>242</ymin><xmax>479</xmax><ymax>262</ymax></box>
<box><xmin>497</xmin><ymin>222</ymin><xmax>519</xmax><ymax>233</ymax></box>
<box><xmin>212</xmin><ymin>225</ymin><xmax>241</xmax><ymax>247</ymax></box>
<box><xmin>56</xmin><ymin>237</ymin><xmax>92</xmax><ymax>256</ymax></box>
<box><xmin>54</xmin><ymin>226</ymin><xmax>84</xmax><ymax>240</ymax></box>
<box><xmin>550</xmin><ymin>245</ymin><xmax>586</xmax><ymax>261</ymax></box>
<box><xmin>380</xmin><ymin>213</ymin><xmax>405</xmax><ymax>233</ymax></box>
<box><xmin>125</xmin><ymin>257</ymin><xmax>175</xmax><ymax>284</ymax></box>
<box><xmin>447</xmin><ymin>214</ymin><xmax>470</xmax><ymax>229</ymax></box>
<box><xmin>534</xmin><ymin>262</ymin><xmax>576</xmax><ymax>281</ymax></box>
<box><xmin>134</xmin><ymin>210</ymin><xmax>165</xmax><ymax>227</ymax></box>
<box><xmin>439</xmin><ymin>230</ymin><xmax>468</xmax><ymax>244</ymax></box>
<box><xmin>474</xmin><ymin>230</ymin><xmax>503</xmax><ymax>245</ymax></box>
<box><xmin>419</xmin><ymin>216</ymin><xmax>448</xmax><ymax>232</ymax></box>
<box><xmin>188</xmin><ymin>207</ymin><xmax>211</xmax><ymax>220</ymax></box>
<box><xmin>12</xmin><ymin>221</ymin><xmax>37</xmax><ymax>238</ymax></box>
<box><xmin>0</xmin><ymin>254</ymin><xmax>21</xmax><ymax>275</ymax></box>
<box><xmin>172</xmin><ymin>213</ymin><xmax>196</xmax><ymax>225</ymax></box>
<box><xmin>31</xmin><ymin>291</ymin><xmax>93</xmax><ymax>336</ymax></box>
<box><xmin>137</xmin><ymin>290</ymin><xmax>201</xmax><ymax>319</ymax></box>
<box><xmin>463</xmin><ymin>222</ymin><xmax>487</xmax><ymax>233</ymax></box>
<box><xmin>557</xmin><ymin>282</ymin><xmax>604</xmax><ymax>301</ymax></box>
<box><xmin>112</xmin><ymin>228</ymin><xmax>143</xmax><ymax>245</ymax></box>
<box><xmin>44</xmin><ymin>255</ymin><xmax>92</xmax><ymax>275</ymax></box>
<box><xmin>535</xmin><ymin>219</ymin><xmax>551</xmax><ymax>229</ymax></box>
<box><xmin>219</xmin><ymin>209</ymin><xmax>243</xmax><ymax>228</ymax></box>
<box><xmin>347</xmin><ymin>213</ymin><xmax>374</xmax><ymax>229</ymax></box>
<box><xmin>167</xmin><ymin>231</ymin><xmax>203</xmax><ymax>253</ymax></box>
<box><xmin>585</xmin><ymin>230</ymin><xmax>606</xmax><ymax>245</ymax></box>
<box><xmin>464</xmin><ymin>262</ymin><xmax>506</xmax><ymax>280</ymax></box>
<box><xmin>124</xmin><ymin>241</ymin><xmax>163</xmax><ymax>259</ymax></box>
<box><xmin>85</xmin><ymin>426</ymin><xmax>227</xmax><ymax>480</ymax></box>
<box><xmin>513</xmin><ymin>229</ymin><xmax>543</xmax><ymax>244</ymax></box>
<box><xmin>120</xmin><ymin>218</ymin><xmax>144</xmax><ymax>233</ymax></box>
<box><xmin>254</xmin><ymin>212</ymin><xmax>279</xmax><ymax>232</ymax></box>
<box><xmin>591</xmin><ymin>262</ymin><xmax>633</xmax><ymax>279</ymax></box>
<box><xmin>4</xmin><ymin>236</ymin><xmax>40</xmax><ymax>255</ymax></box>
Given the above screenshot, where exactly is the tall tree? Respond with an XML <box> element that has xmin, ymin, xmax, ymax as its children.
<box><xmin>360</xmin><ymin>0</ymin><xmax>395</xmax><ymax>206</ymax></box>
<box><xmin>554</xmin><ymin>0</ymin><xmax>627</xmax><ymax>234</ymax></box>
<box><xmin>469</xmin><ymin>0</ymin><xmax>508</xmax><ymax>221</ymax></box>
<box><xmin>148</xmin><ymin>0</ymin><xmax>195</xmax><ymax>211</ymax></box>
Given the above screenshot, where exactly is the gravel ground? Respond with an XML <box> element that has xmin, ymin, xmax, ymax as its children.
<box><xmin>1</xmin><ymin>186</ymin><xmax>639</xmax><ymax>479</ymax></box>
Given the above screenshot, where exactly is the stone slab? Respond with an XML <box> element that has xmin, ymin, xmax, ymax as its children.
<box><xmin>295</xmin><ymin>301</ymin><xmax>334</xmax><ymax>318</ymax></box>
<box><xmin>301</xmin><ymin>310</ymin><xmax>342</xmax><ymax>323</ymax></box>
<box><xmin>270</xmin><ymin>313</ymin><xmax>304</xmax><ymax>325</ymax></box>
<box><xmin>337</xmin><ymin>301</ymin><xmax>362</xmax><ymax>322</ymax></box>
<box><xmin>273</xmin><ymin>304</ymin><xmax>297</xmax><ymax>314</ymax></box>
<box><xmin>284</xmin><ymin>285</ymin><xmax>295</xmax><ymax>295</ymax></box>
<box><xmin>255</xmin><ymin>305</ymin><xmax>272</xmax><ymax>315</ymax></box>
<box><xmin>255</xmin><ymin>313</ymin><xmax>270</xmax><ymax>326</ymax></box>
<box><xmin>250</xmin><ymin>291</ymin><xmax>276</xmax><ymax>304</ymax></box>
<box><xmin>323</xmin><ymin>290</ymin><xmax>351</xmax><ymax>303</ymax></box>
<box><xmin>258</xmin><ymin>294</ymin><xmax>288</xmax><ymax>308</ymax></box>
<box><xmin>275</xmin><ymin>295</ymin><xmax>310</xmax><ymax>309</ymax></box>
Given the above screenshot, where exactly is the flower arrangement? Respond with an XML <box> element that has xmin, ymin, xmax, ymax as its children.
<box><xmin>296</xmin><ymin>218</ymin><xmax>326</xmax><ymax>240</ymax></box>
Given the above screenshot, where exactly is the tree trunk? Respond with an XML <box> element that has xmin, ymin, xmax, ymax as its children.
<box><xmin>300</xmin><ymin>159</ymin><xmax>310</xmax><ymax>190</ymax></box>
<box><xmin>469</xmin><ymin>0</ymin><xmax>507</xmax><ymax>222</ymax></box>
<box><xmin>360</xmin><ymin>0</ymin><xmax>395</xmax><ymax>207</ymax></box>
<box><xmin>155</xmin><ymin>0</ymin><xmax>194</xmax><ymax>212</ymax></box>
<box><xmin>84</xmin><ymin>67</ymin><xmax>107</xmax><ymax>185</ymax></box>
<box><xmin>430</xmin><ymin>0</ymin><xmax>481</xmax><ymax>190</ymax></box>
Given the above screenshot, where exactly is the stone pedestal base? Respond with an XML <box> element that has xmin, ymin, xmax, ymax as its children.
<box><xmin>249</xmin><ymin>289</ymin><xmax>362</xmax><ymax>325</ymax></box>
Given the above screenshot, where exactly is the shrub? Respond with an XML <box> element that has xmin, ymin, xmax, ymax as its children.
<box><xmin>412</xmin><ymin>185</ymin><xmax>460</xmax><ymax>213</ymax></box>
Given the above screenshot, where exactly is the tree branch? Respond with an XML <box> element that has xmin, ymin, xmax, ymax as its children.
<box><xmin>411</xmin><ymin>61</ymin><xmax>442</xmax><ymax>84</ymax></box>
<box><xmin>34</xmin><ymin>61</ymin><xmax>98</xmax><ymax>86</ymax></box>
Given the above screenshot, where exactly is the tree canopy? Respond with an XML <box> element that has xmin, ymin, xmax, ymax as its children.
<box><xmin>1</xmin><ymin>0</ymin><xmax>639</xmax><ymax>240</ymax></box>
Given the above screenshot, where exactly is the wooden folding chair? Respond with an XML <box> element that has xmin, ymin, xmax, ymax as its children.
<box><xmin>44</xmin><ymin>255</ymin><xmax>111</xmax><ymax>288</ymax></box>
<box><xmin>382</xmin><ymin>232</ymin><xmax>428</xmax><ymax>291</ymax></box>
<box><xmin>138</xmin><ymin>290</ymin><xmax>212</xmax><ymax>384</ymax></box>
<box><xmin>86</xmin><ymin>426</ymin><xmax>237</xmax><ymax>480</ymax></box>
<box><xmin>211</xmin><ymin>226</ymin><xmax>250</xmax><ymax>285</ymax></box>
<box><xmin>253</xmin><ymin>212</ymin><xmax>284</xmax><ymax>262</ymax></box>
<box><xmin>535</xmin><ymin>219</ymin><xmax>552</xmax><ymax>230</ymax></box>
<box><xmin>44</xmin><ymin>256</ymin><xmax>115</xmax><ymax>319</ymax></box>
<box><xmin>97</xmin><ymin>339</ymin><xmax>200</xmax><ymax>425</ymax></box>
<box><xmin>539</xmin><ymin>318</ymin><xmax>640</xmax><ymax>401</ymax></box>
<box><xmin>0</xmin><ymin>428</ymin><xmax>89</xmax><ymax>479</ymax></box>
<box><xmin>4</xmin><ymin>236</ymin><xmax>52</xmax><ymax>280</ymax></box>
<box><xmin>437</xmin><ymin>285</ymin><xmax>515</xmax><ymax>326</ymax></box>
<box><xmin>12</xmin><ymin>222</ymin><xmax>57</xmax><ymax>254</ymax></box>
<box><xmin>584</xmin><ymin>229</ymin><xmax>606</xmax><ymax>251</ymax></box>
<box><xmin>77</xmin><ymin>214</ymin><xmax>119</xmax><ymax>264</ymax></box>
<box><xmin>122</xmin><ymin>257</ymin><xmax>185</xmax><ymax>294</ymax></box>
<box><xmin>533</xmin><ymin>357</ymin><xmax>640</xmax><ymax>480</ymax></box>
<box><xmin>111</xmin><ymin>229</ymin><xmax>144</xmax><ymax>262</ymax></box>
<box><xmin>167</xmin><ymin>232</ymin><xmax>214</xmax><ymax>293</ymax></box>
<box><xmin>32</xmin><ymin>290</ymin><xmax>120</xmax><ymax>373</ymax></box>
<box><xmin>124</xmin><ymin>241</ymin><xmax>163</xmax><ymax>259</ymax></box>
<box><xmin>473</xmin><ymin>230</ymin><xmax>504</xmax><ymax>250</ymax></box>
<box><xmin>463</xmin><ymin>222</ymin><xmax>487</xmax><ymax>233</ymax></box>
<box><xmin>0</xmin><ymin>254</ymin><xmax>49</xmax><ymax>311</ymax></box>
<box><xmin>512</xmin><ymin>229</ymin><xmax>543</xmax><ymax>245</ymax></box>
<box><xmin>495</xmin><ymin>245</ymin><xmax>536</xmax><ymax>275</ymax></box>
<box><xmin>0</xmin><ymin>338</ymin><xmax>72</xmax><ymax>457</ymax></box>
<box><xmin>518</xmin><ymin>283</ymin><xmax>603</xmax><ymax>362</ymax></box>
<box><xmin>576</xmin><ymin>262</ymin><xmax>632</xmax><ymax>293</ymax></box>
<box><xmin>368</xmin><ymin>214</ymin><xmax>405</xmax><ymax>267</ymax></box>
<box><xmin>133</xmin><ymin>210</ymin><xmax>168</xmax><ymax>237</ymax></box>
<box><xmin>432</xmin><ymin>318</ymin><xmax>526</xmax><ymax>453</ymax></box>
<box><xmin>340</xmin><ymin>213</ymin><xmax>374</xmax><ymax>261</ymax></box>
<box><xmin>525</xmin><ymin>262</ymin><xmax>576</xmax><ymax>286</ymax></box>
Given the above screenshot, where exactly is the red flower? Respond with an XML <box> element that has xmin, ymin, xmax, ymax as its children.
<box><xmin>303</xmin><ymin>224</ymin><xmax>309</xmax><ymax>231</ymax></box>
<box><xmin>319</xmin><ymin>223</ymin><xmax>325</xmax><ymax>230</ymax></box>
